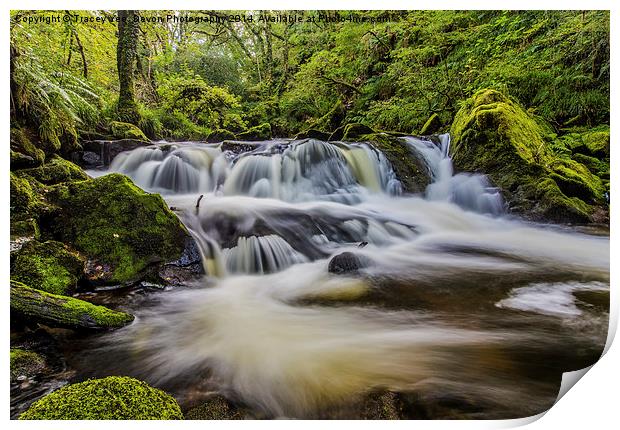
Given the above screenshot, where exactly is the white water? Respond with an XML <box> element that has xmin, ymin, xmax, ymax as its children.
<box><xmin>91</xmin><ymin>136</ymin><xmax>609</xmax><ymax>418</ymax></box>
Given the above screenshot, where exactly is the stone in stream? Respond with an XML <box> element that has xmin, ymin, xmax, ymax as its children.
<box><xmin>10</xmin><ymin>349</ymin><xmax>47</xmax><ymax>382</ymax></box>
<box><xmin>19</xmin><ymin>376</ymin><xmax>183</xmax><ymax>420</ymax></box>
<box><xmin>185</xmin><ymin>395</ymin><xmax>250</xmax><ymax>420</ymax></box>
<box><xmin>43</xmin><ymin>173</ymin><xmax>190</xmax><ymax>285</ymax></box>
<box><xmin>328</xmin><ymin>251</ymin><xmax>372</xmax><ymax>275</ymax></box>
<box><xmin>79</xmin><ymin>139</ymin><xmax>152</xmax><ymax>166</ymax></box>
<box><xmin>10</xmin><ymin>281</ymin><xmax>134</xmax><ymax>330</ymax></box>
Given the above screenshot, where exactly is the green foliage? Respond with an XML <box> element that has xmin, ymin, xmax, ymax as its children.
<box><xmin>236</xmin><ymin>123</ymin><xmax>272</xmax><ymax>141</ymax></box>
<box><xmin>10</xmin><ymin>173</ymin><xmax>40</xmax><ymax>220</ymax></box>
<box><xmin>10</xmin><ymin>280</ymin><xmax>134</xmax><ymax>329</ymax></box>
<box><xmin>10</xmin><ymin>349</ymin><xmax>46</xmax><ymax>381</ymax></box>
<box><xmin>12</xmin><ymin>240</ymin><xmax>85</xmax><ymax>295</ymax></box>
<box><xmin>19</xmin><ymin>376</ymin><xmax>183</xmax><ymax>420</ymax></box>
<box><xmin>47</xmin><ymin>174</ymin><xmax>188</xmax><ymax>283</ymax></box>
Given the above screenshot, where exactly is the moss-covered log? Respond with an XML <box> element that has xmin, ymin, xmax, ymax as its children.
<box><xmin>10</xmin><ymin>281</ymin><xmax>134</xmax><ymax>330</ymax></box>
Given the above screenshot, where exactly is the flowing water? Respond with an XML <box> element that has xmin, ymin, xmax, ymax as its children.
<box><xmin>42</xmin><ymin>136</ymin><xmax>608</xmax><ymax>419</ymax></box>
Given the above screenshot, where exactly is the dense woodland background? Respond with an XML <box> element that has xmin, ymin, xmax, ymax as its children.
<box><xmin>10</xmin><ymin>10</ymin><xmax>609</xmax><ymax>146</ymax></box>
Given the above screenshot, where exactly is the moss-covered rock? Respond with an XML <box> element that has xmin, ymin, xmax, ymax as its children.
<box><xmin>10</xmin><ymin>280</ymin><xmax>134</xmax><ymax>330</ymax></box>
<box><xmin>206</xmin><ymin>128</ymin><xmax>236</xmax><ymax>143</ymax></box>
<box><xmin>237</xmin><ymin>123</ymin><xmax>272</xmax><ymax>141</ymax></box>
<box><xmin>12</xmin><ymin>240</ymin><xmax>85</xmax><ymax>295</ymax></box>
<box><xmin>16</xmin><ymin>155</ymin><xmax>88</xmax><ymax>185</ymax></box>
<box><xmin>419</xmin><ymin>113</ymin><xmax>441</xmax><ymax>135</ymax></box>
<box><xmin>364</xmin><ymin>133</ymin><xmax>430</xmax><ymax>193</ymax></box>
<box><xmin>10</xmin><ymin>127</ymin><xmax>45</xmax><ymax>168</ymax></box>
<box><xmin>581</xmin><ymin>125</ymin><xmax>610</xmax><ymax>158</ymax></box>
<box><xmin>450</xmin><ymin>89</ymin><xmax>605</xmax><ymax>223</ymax></box>
<box><xmin>312</xmin><ymin>99</ymin><xmax>346</xmax><ymax>132</ymax></box>
<box><xmin>342</xmin><ymin>123</ymin><xmax>376</xmax><ymax>141</ymax></box>
<box><xmin>46</xmin><ymin>174</ymin><xmax>189</xmax><ymax>284</ymax></box>
<box><xmin>19</xmin><ymin>376</ymin><xmax>183</xmax><ymax>420</ymax></box>
<box><xmin>10</xmin><ymin>173</ymin><xmax>40</xmax><ymax>220</ymax></box>
<box><xmin>185</xmin><ymin>395</ymin><xmax>246</xmax><ymax>419</ymax></box>
<box><xmin>11</xmin><ymin>219</ymin><xmax>40</xmax><ymax>239</ymax></box>
<box><xmin>10</xmin><ymin>348</ymin><xmax>47</xmax><ymax>381</ymax></box>
<box><xmin>110</xmin><ymin>121</ymin><xmax>149</xmax><ymax>141</ymax></box>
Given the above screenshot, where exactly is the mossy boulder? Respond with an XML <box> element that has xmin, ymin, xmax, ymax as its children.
<box><xmin>10</xmin><ymin>348</ymin><xmax>47</xmax><ymax>381</ymax></box>
<box><xmin>419</xmin><ymin>113</ymin><xmax>441</xmax><ymax>135</ymax></box>
<box><xmin>237</xmin><ymin>123</ymin><xmax>272</xmax><ymax>141</ymax></box>
<box><xmin>342</xmin><ymin>123</ymin><xmax>376</xmax><ymax>141</ymax></box>
<box><xmin>19</xmin><ymin>376</ymin><xmax>183</xmax><ymax>420</ymax></box>
<box><xmin>312</xmin><ymin>99</ymin><xmax>346</xmax><ymax>133</ymax></box>
<box><xmin>206</xmin><ymin>128</ymin><xmax>236</xmax><ymax>143</ymax></box>
<box><xmin>10</xmin><ymin>280</ymin><xmax>134</xmax><ymax>330</ymax></box>
<box><xmin>10</xmin><ymin>126</ymin><xmax>45</xmax><ymax>168</ymax></box>
<box><xmin>110</xmin><ymin>121</ymin><xmax>149</xmax><ymax>141</ymax></box>
<box><xmin>16</xmin><ymin>155</ymin><xmax>88</xmax><ymax>185</ymax></box>
<box><xmin>46</xmin><ymin>174</ymin><xmax>189</xmax><ymax>284</ymax></box>
<box><xmin>364</xmin><ymin>133</ymin><xmax>431</xmax><ymax>193</ymax></box>
<box><xmin>12</xmin><ymin>240</ymin><xmax>85</xmax><ymax>295</ymax></box>
<box><xmin>450</xmin><ymin>89</ymin><xmax>606</xmax><ymax>223</ymax></box>
<box><xmin>11</xmin><ymin>219</ymin><xmax>40</xmax><ymax>239</ymax></box>
<box><xmin>10</xmin><ymin>173</ymin><xmax>40</xmax><ymax>220</ymax></box>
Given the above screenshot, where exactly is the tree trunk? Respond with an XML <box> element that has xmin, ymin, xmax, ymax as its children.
<box><xmin>116</xmin><ymin>10</ymin><xmax>140</xmax><ymax>124</ymax></box>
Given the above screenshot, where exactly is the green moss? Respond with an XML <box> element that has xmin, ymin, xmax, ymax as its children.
<box><xmin>572</xmin><ymin>153</ymin><xmax>604</xmax><ymax>174</ymax></box>
<box><xmin>47</xmin><ymin>174</ymin><xmax>188</xmax><ymax>284</ymax></box>
<box><xmin>19</xmin><ymin>376</ymin><xmax>183</xmax><ymax>420</ymax></box>
<box><xmin>10</xmin><ymin>349</ymin><xmax>46</xmax><ymax>381</ymax></box>
<box><xmin>10</xmin><ymin>173</ymin><xmax>40</xmax><ymax>220</ymax></box>
<box><xmin>419</xmin><ymin>113</ymin><xmax>441</xmax><ymax>135</ymax></box>
<box><xmin>110</xmin><ymin>121</ymin><xmax>149</xmax><ymax>141</ymax></box>
<box><xmin>364</xmin><ymin>133</ymin><xmax>430</xmax><ymax>193</ymax></box>
<box><xmin>237</xmin><ymin>123</ymin><xmax>272</xmax><ymax>141</ymax></box>
<box><xmin>294</xmin><ymin>129</ymin><xmax>332</xmax><ymax>141</ymax></box>
<box><xmin>10</xmin><ymin>126</ymin><xmax>45</xmax><ymax>167</ymax></box>
<box><xmin>450</xmin><ymin>89</ymin><xmax>605</xmax><ymax>222</ymax></box>
<box><xmin>12</xmin><ymin>240</ymin><xmax>84</xmax><ymax>295</ymax></box>
<box><xmin>16</xmin><ymin>155</ymin><xmax>88</xmax><ymax>185</ymax></box>
<box><xmin>11</xmin><ymin>218</ymin><xmax>40</xmax><ymax>239</ymax></box>
<box><xmin>10</xmin><ymin>280</ymin><xmax>134</xmax><ymax>329</ymax></box>
<box><xmin>581</xmin><ymin>125</ymin><xmax>610</xmax><ymax>158</ymax></box>
<box><xmin>312</xmin><ymin>99</ymin><xmax>346</xmax><ymax>132</ymax></box>
<box><xmin>342</xmin><ymin>123</ymin><xmax>376</xmax><ymax>141</ymax></box>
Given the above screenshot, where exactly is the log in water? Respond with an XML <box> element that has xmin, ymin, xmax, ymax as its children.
<box><xmin>77</xmin><ymin>136</ymin><xmax>608</xmax><ymax>418</ymax></box>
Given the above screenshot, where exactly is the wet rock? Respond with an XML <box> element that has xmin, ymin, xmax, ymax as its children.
<box><xmin>80</xmin><ymin>139</ymin><xmax>152</xmax><ymax>166</ymax></box>
<box><xmin>185</xmin><ymin>395</ymin><xmax>248</xmax><ymax>420</ymax></box>
<box><xmin>159</xmin><ymin>238</ymin><xmax>204</xmax><ymax>285</ymax></box>
<box><xmin>10</xmin><ymin>280</ymin><xmax>134</xmax><ymax>330</ymax></box>
<box><xmin>342</xmin><ymin>123</ymin><xmax>376</xmax><ymax>141</ymax></box>
<box><xmin>394</xmin><ymin>390</ymin><xmax>488</xmax><ymax>419</ymax></box>
<box><xmin>221</xmin><ymin>140</ymin><xmax>261</xmax><ymax>155</ymax></box>
<box><xmin>71</xmin><ymin>150</ymin><xmax>102</xmax><ymax>168</ymax></box>
<box><xmin>328</xmin><ymin>252</ymin><xmax>371</xmax><ymax>275</ymax></box>
<box><xmin>10</xmin><ymin>349</ymin><xmax>47</xmax><ymax>382</ymax></box>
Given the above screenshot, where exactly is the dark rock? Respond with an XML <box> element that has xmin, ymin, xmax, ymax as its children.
<box><xmin>221</xmin><ymin>140</ymin><xmax>261</xmax><ymax>155</ymax></box>
<box><xmin>185</xmin><ymin>395</ymin><xmax>248</xmax><ymax>420</ymax></box>
<box><xmin>328</xmin><ymin>252</ymin><xmax>371</xmax><ymax>275</ymax></box>
<box><xmin>294</xmin><ymin>129</ymin><xmax>332</xmax><ymax>141</ymax></box>
<box><xmin>206</xmin><ymin>129</ymin><xmax>236</xmax><ymax>143</ymax></box>
<box><xmin>71</xmin><ymin>151</ymin><xmax>102</xmax><ymax>168</ymax></box>
<box><xmin>342</xmin><ymin>123</ymin><xmax>376</xmax><ymax>141</ymax></box>
<box><xmin>80</xmin><ymin>139</ymin><xmax>152</xmax><ymax>166</ymax></box>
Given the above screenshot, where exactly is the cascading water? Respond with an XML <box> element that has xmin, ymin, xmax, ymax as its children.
<box><xmin>80</xmin><ymin>136</ymin><xmax>609</xmax><ymax>419</ymax></box>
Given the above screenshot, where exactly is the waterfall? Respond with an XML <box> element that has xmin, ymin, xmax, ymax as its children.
<box><xmin>85</xmin><ymin>135</ymin><xmax>608</xmax><ymax>419</ymax></box>
<box><xmin>403</xmin><ymin>135</ymin><xmax>504</xmax><ymax>215</ymax></box>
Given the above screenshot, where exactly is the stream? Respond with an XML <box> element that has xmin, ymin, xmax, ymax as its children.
<box><xmin>12</xmin><ymin>136</ymin><xmax>609</xmax><ymax>419</ymax></box>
